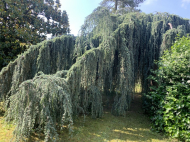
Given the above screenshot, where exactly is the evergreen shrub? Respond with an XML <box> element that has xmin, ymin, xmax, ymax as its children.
<box><xmin>144</xmin><ymin>36</ymin><xmax>190</xmax><ymax>141</ymax></box>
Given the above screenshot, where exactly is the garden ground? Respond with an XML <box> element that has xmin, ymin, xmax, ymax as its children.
<box><xmin>0</xmin><ymin>94</ymin><xmax>177</xmax><ymax>142</ymax></box>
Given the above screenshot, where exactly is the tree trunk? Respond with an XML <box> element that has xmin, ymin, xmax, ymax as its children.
<box><xmin>115</xmin><ymin>0</ymin><xmax>118</xmax><ymax>11</ymax></box>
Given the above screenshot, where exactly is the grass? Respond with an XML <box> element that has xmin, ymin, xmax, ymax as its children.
<box><xmin>0</xmin><ymin>117</ymin><xmax>15</xmax><ymax>142</ymax></box>
<box><xmin>135</xmin><ymin>83</ymin><xmax>142</xmax><ymax>93</ymax></box>
<box><xmin>0</xmin><ymin>102</ymin><xmax>15</xmax><ymax>142</ymax></box>
<box><xmin>0</xmin><ymin>94</ymin><xmax>177</xmax><ymax>142</ymax></box>
<box><xmin>59</xmin><ymin>94</ymin><xmax>176</xmax><ymax>142</ymax></box>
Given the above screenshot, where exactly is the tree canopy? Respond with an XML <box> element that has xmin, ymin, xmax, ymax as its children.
<box><xmin>0</xmin><ymin>0</ymin><xmax>70</xmax><ymax>70</ymax></box>
<box><xmin>100</xmin><ymin>0</ymin><xmax>145</xmax><ymax>11</ymax></box>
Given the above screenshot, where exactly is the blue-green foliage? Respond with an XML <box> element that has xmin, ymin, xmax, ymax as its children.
<box><xmin>0</xmin><ymin>35</ymin><xmax>75</xmax><ymax>101</ymax></box>
<box><xmin>144</xmin><ymin>36</ymin><xmax>190</xmax><ymax>141</ymax></box>
<box><xmin>5</xmin><ymin>72</ymin><xmax>73</xmax><ymax>142</ymax></box>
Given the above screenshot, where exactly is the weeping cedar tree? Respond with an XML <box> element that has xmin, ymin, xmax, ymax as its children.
<box><xmin>0</xmin><ymin>0</ymin><xmax>70</xmax><ymax>70</ymax></box>
<box><xmin>0</xmin><ymin>7</ymin><xmax>190</xmax><ymax>141</ymax></box>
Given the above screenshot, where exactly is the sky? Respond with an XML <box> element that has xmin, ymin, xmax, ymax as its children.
<box><xmin>60</xmin><ymin>0</ymin><xmax>190</xmax><ymax>36</ymax></box>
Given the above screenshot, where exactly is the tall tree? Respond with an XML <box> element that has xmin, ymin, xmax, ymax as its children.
<box><xmin>100</xmin><ymin>0</ymin><xmax>145</xmax><ymax>11</ymax></box>
<box><xmin>0</xmin><ymin>0</ymin><xmax>70</xmax><ymax>70</ymax></box>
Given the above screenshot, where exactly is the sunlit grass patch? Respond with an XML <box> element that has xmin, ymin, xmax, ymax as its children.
<box><xmin>0</xmin><ymin>102</ymin><xmax>14</xmax><ymax>141</ymax></box>
<box><xmin>59</xmin><ymin>111</ymin><xmax>175</xmax><ymax>142</ymax></box>
<box><xmin>0</xmin><ymin>113</ymin><xmax>45</xmax><ymax>142</ymax></box>
<box><xmin>0</xmin><ymin>115</ymin><xmax>15</xmax><ymax>141</ymax></box>
<box><xmin>135</xmin><ymin>83</ymin><xmax>142</xmax><ymax>93</ymax></box>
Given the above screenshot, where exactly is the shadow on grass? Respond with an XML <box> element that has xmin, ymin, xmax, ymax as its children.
<box><xmin>59</xmin><ymin>94</ymin><xmax>175</xmax><ymax>142</ymax></box>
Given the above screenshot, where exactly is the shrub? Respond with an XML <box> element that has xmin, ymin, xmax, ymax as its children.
<box><xmin>144</xmin><ymin>35</ymin><xmax>190</xmax><ymax>141</ymax></box>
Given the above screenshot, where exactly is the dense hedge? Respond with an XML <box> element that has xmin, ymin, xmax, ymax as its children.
<box><xmin>144</xmin><ymin>36</ymin><xmax>190</xmax><ymax>141</ymax></box>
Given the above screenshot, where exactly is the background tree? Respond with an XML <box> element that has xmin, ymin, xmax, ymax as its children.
<box><xmin>100</xmin><ymin>0</ymin><xmax>145</xmax><ymax>12</ymax></box>
<box><xmin>0</xmin><ymin>0</ymin><xmax>70</xmax><ymax>70</ymax></box>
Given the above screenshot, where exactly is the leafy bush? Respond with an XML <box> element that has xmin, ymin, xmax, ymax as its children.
<box><xmin>144</xmin><ymin>35</ymin><xmax>190</xmax><ymax>141</ymax></box>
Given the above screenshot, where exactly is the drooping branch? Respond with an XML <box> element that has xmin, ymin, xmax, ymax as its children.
<box><xmin>0</xmin><ymin>35</ymin><xmax>75</xmax><ymax>100</ymax></box>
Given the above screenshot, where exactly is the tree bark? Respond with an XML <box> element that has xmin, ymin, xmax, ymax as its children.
<box><xmin>115</xmin><ymin>0</ymin><xmax>118</xmax><ymax>11</ymax></box>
